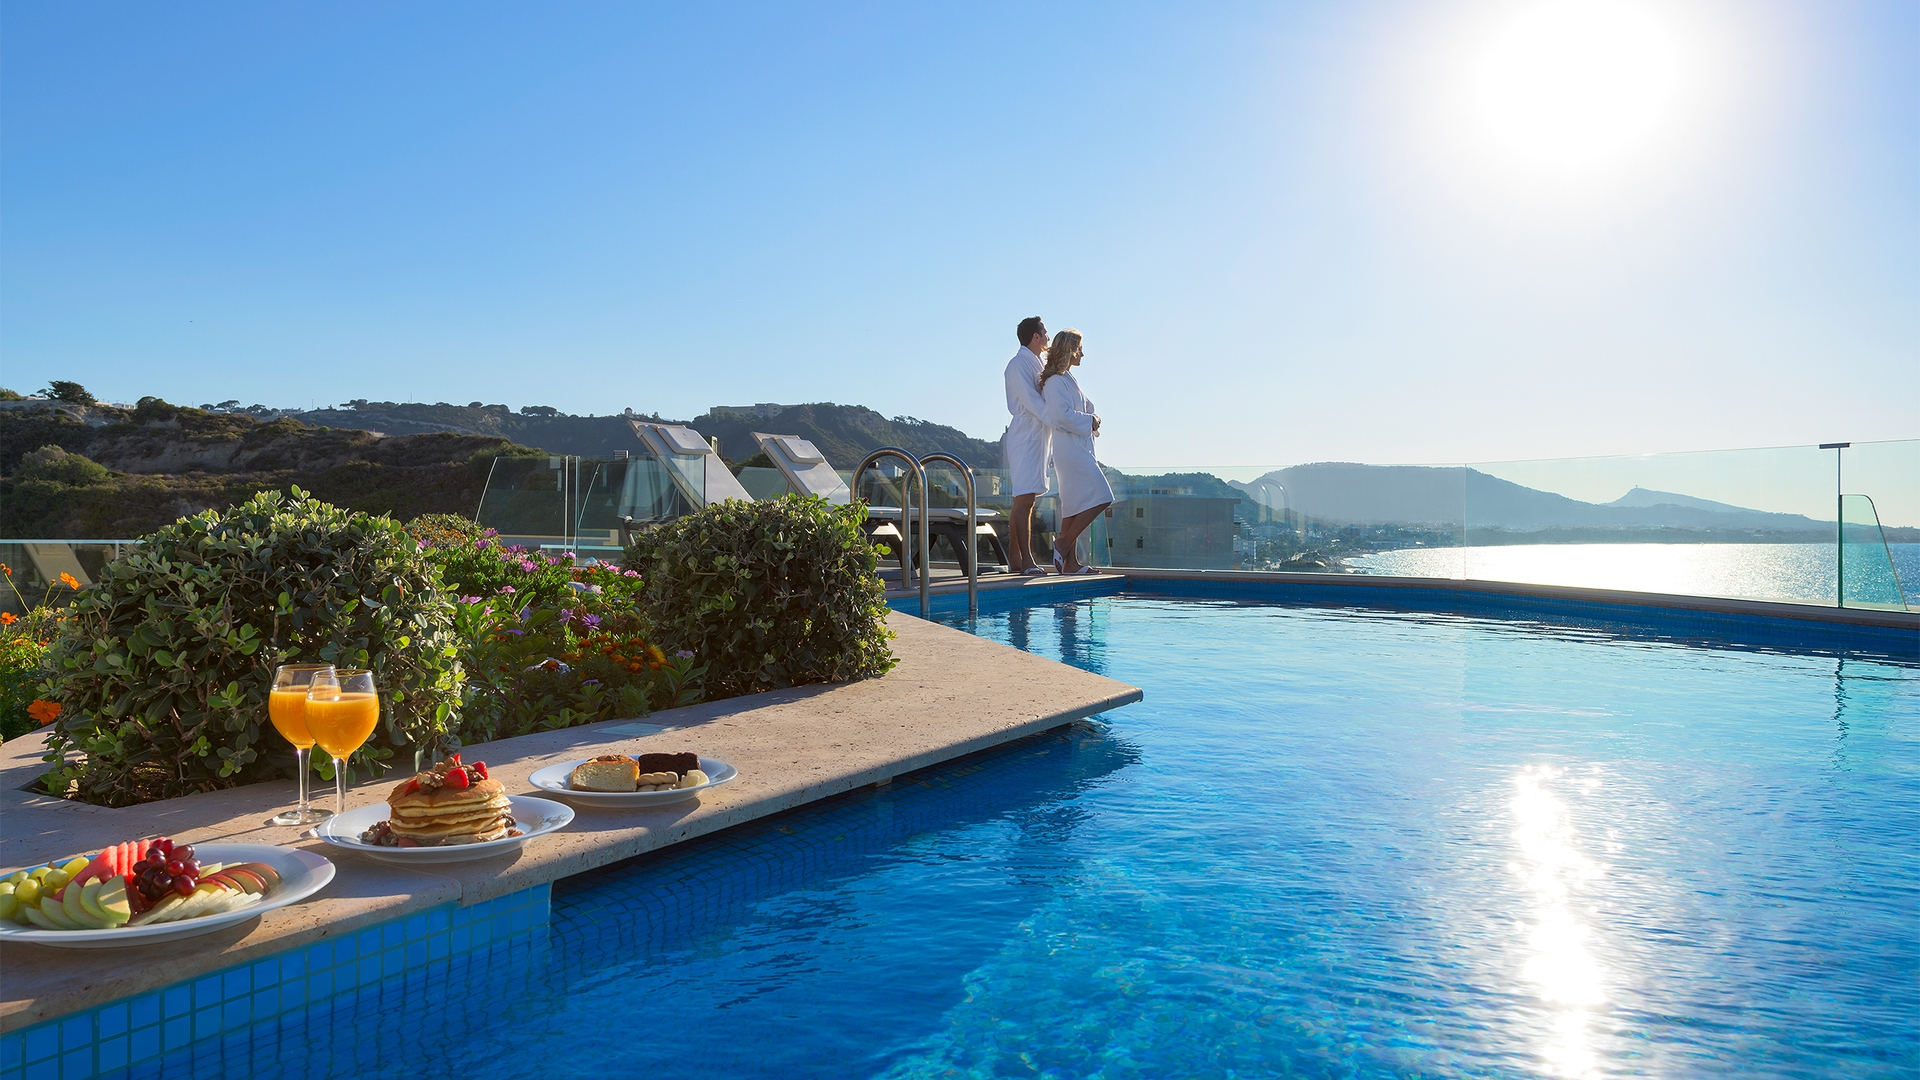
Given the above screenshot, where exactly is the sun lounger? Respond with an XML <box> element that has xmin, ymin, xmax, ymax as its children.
<box><xmin>628</xmin><ymin>420</ymin><xmax>756</xmax><ymax>507</ymax></box>
<box><xmin>751</xmin><ymin>431</ymin><xmax>1008</xmax><ymax>573</ymax></box>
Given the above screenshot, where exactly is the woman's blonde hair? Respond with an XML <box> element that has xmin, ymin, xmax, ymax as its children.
<box><xmin>1040</xmin><ymin>329</ymin><xmax>1083</xmax><ymax>390</ymax></box>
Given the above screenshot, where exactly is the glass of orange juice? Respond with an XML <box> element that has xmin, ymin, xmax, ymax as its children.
<box><xmin>307</xmin><ymin>668</ymin><xmax>382</xmax><ymax>820</ymax></box>
<box><xmin>270</xmin><ymin>663</ymin><xmax>335</xmax><ymax>825</ymax></box>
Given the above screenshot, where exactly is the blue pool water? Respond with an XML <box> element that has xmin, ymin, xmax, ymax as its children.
<box><xmin>105</xmin><ymin>593</ymin><xmax>1919</xmax><ymax>1079</ymax></box>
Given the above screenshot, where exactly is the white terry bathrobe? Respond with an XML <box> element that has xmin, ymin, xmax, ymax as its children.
<box><xmin>1002</xmin><ymin>346</ymin><xmax>1052</xmax><ymax>497</ymax></box>
<box><xmin>1040</xmin><ymin>371</ymin><xmax>1114</xmax><ymax>517</ymax></box>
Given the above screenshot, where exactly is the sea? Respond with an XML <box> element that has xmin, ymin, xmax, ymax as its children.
<box><xmin>1344</xmin><ymin>541</ymin><xmax>1920</xmax><ymax>610</ymax></box>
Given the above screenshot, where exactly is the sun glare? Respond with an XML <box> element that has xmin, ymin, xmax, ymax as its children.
<box><xmin>1445</xmin><ymin>0</ymin><xmax>1700</xmax><ymax>199</ymax></box>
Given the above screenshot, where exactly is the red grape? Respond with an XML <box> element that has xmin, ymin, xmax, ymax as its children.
<box><xmin>172</xmin><ymin>877</ymin><xmax>196</xmax><ymax>897</ymax></box>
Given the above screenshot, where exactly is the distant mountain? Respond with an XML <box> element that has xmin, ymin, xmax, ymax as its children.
<box><xmin>291</xmin><ymin>401</ymin><xmax>1002</xmax><ymax>470</ymax></box>
<box><xmin>1231</xmin><ymin>463</ymin><xmax>1834</xmax><ymax>537</ymax></box>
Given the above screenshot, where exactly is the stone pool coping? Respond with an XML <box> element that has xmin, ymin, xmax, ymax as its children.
<box><xmin>0</xmin><ymin>610</ymin><xmax>1143</xmax><ymax>1032</ymax></box>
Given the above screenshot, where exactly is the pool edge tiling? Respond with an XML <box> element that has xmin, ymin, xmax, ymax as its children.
<box><xmin>0</xmin><ymin>609</ymin><xmax>1143</xmax><ymax>1044</ymax></box>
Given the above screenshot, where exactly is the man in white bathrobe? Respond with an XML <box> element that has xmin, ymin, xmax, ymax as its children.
<box><xmin>1003</xmin><ymin>316</ymin><xmax>1052</xmax><ymax>574</ymax></box>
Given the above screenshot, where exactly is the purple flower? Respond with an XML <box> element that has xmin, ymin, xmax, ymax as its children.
<box><xmin>623</xmin><ymin>569</ymin><xmax>641</xmax><ymax>578</ymax></box>
<box><xmin>498</xmin><ymin>585</ymin><xmax>516</xmax><ymax>594</ymax></box>
<box><xmin>558</xmin><ymin>608</ymin><xmax>574</xmax><ymax>623</ymax></box>
<box><xmin>474</xmin><ymin>538</ymin><xmax>490</xmax><ymax>549</ymax></box>
<box><xmin>587</xmin><ymin>584</ymin><xmax>603</xmax><ymax>594</ymax></box>
<box><xmin>501</xmin><ymin>628</ymin><xmax>524</xmax><ymax>636</ymax></box>
<box><xmin>582</xmin><ymin>678</ymin><xmax>600</xmax><ymax>685</ymax></box>
<box><xmin>581</xmin><ymin>614</ymin><xmax>602</xmax><ymax>629</ymax></box>
<box><xmin>459</xmin><ymin>596</ymin><xmax>481</xmax><ymax>605</ymax></box>
<box><xmin>674</xmin><ymin>650</ymin><xmax>694</xmax><ymax>659</ymax></box>
<box><xmin>519</xmin><ymin>559</ymin><xmax>537</xmax><ymax>572</ymax></box>
<box><xmin>483</xmin><ymin>528</ymin><xmax>499</xmax><ymax>537</ymax></box>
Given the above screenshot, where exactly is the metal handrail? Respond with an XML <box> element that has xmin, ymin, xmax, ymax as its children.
<box><xmin>850</xmin><ymin>447</ymin><xmax>931</xmax><ymax>618</ymax></box>
<box><xmin>918</xmin><ymin>451</ymin><xmax>979</xmax><ymax>615</ymax></box>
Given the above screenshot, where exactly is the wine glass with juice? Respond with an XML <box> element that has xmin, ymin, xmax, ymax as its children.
<box><xmin>269</xmin><ymin>664</ymin><xmax>335</xmax><ymax>825</ymax></box>
<box><xmin>306</xmin><ymin>668</ymin><xmax>382</xmax><ymax>819</ymax></box>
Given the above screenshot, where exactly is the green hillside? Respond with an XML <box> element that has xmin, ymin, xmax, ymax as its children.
<box><xmin>0</xmin><ymin>398</ymin><xmax>541</xmax><ymax>538</ymax></box>
<box><xmin>291</xmin><ymin>400</ymin><xmax>1003</xmax><ymax>470</ymax></box>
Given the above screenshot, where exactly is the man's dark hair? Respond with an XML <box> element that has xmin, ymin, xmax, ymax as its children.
<box><xmin>1016</xmin><ymin>316</ymin><xmax>1045</xmax><ymax>347</ymax></box>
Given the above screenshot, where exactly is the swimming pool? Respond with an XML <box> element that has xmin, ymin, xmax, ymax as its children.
<box><xmin>102</xmin><ymin>589</ymin><xmax>1919</xmax><ymax>1079</ymax></box>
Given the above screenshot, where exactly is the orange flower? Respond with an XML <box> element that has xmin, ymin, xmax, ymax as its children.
<box><xmin>0</xmin><ymin>612</ymin><xmax>15</xmax><ymax>626</ymax></box>
<box><xmin>0</xmin><ymin>563</ymin><xmax>10</xmax><ymax>574</ymax></box>
<box><xmin>59</xmin><ymin>572</ymin><xmax>79</xmax><ymax>590</ymax></box>
<box><xmin>27</xmin><ymin>700</ymin><xmax>62</xmax><ymax>726</ymax></box>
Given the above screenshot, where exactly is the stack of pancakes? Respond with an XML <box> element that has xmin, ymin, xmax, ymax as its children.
<box><xmin>384</xmin><ymin>769</ymin><xmax>514</xmax><ymax>845</ymax></box>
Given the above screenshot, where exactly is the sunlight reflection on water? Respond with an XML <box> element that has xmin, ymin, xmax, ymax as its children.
<box><xmin>1509</xmin><ymin>765</ymin><xmax>1609</xmax><ymax>1080</ymax></box>
<box><xmin>1349</xmin><ymin>541</ymin><xmax>1920</xmax><ymax>606</ymax></box>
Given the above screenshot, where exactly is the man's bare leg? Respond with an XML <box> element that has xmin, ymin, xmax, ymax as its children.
<box><xmin>1009</xmin><ymin>493</ymin><xmax>1038</xmax><ymax>572</ymax></box>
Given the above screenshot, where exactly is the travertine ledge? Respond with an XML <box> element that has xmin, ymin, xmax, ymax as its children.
<box><xmin>0</xmin><ymin>611</ymin><xmax>1142</xmax><ymax>1032</ymax></box>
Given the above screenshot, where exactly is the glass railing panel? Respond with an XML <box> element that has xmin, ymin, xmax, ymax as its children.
<box><xmin>1464</xmin><ymin>445</ymin><xmax>1839</xmax><ymax>604</ymax></box>
<box><xmin>0</xmin><ymin>540</ymin><xmax>140</xmax><ymax>615</ymax></box>
<box><xmin>1095</xmin><ymin>465</ymin><xmax>1445</xmax><ymax>573</ymax></box>
<box><xmin>474</xmin><ymin>456</ymin><xmax>574</xmax><ymax>543</ymax></box>
<box><xmin>1844</xmin><ymin>439</ymin><xmax>1920</xmax><ymax>610</ymax></box>
<box><xmin>736</xmin><ymin>466</ymin><xmax>791</xmax><ymax>501</ymax></box>
<box><xmin>1839</xmin><ymin>494</ymin><xmax>1908</xmax><ymax>611</ymax></box>
<box><xmin>475</xmin><ymin>454</ymin><xmax>701</xmax><ymax>554</ymax></box>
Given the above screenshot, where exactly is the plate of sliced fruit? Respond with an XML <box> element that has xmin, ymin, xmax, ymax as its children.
<box><xmin>0</xmin><ymin>837</ymin><xmax>334</xmax><ymax>948</ymax></box>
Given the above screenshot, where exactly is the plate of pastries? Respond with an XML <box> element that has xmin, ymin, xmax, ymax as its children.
<box><xmin>315</xmin><ymin>755</ymin><xmax>574</xmax><ymax>862</ymax></box>
<box><xmin>527</xmin><ymin>751</ymin><xmax>737</xmax><ymax>808</ymax></box>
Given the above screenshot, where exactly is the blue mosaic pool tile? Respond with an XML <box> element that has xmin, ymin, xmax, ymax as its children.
<box><xmin>19</xmin><ymin>1024</ymin><xmax>54</xmax><ymax>1068</ymax></box>
<box><xmin>0</xmin><ymin>882</ymin><xmax>552</xmax><ymax>1080</ymax></box>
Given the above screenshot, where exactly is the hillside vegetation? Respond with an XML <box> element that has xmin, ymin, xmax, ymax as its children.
<box><xmin>293</xmin><ymin>400</ymin><xmax>1002</xmax><ymax>471</ymax></box>
<box><xmin>0</xmin><ymin>393</ymin><xmax>1008</xmax><ymax>539</ymax></box>
<box><xmin>0</xmin><ymin>398</ymin><xmax>540</xmax><ymax>538</ymax></box>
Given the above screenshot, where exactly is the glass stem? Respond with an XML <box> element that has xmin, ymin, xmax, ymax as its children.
<box><xmin>295</xmin><ymin>746</ymin><xmax>311</xmax><ymax>814</ymax></box>
<box><xmin>334</xmin><ymin>756</ymin><xmax>348</xmax><ymax>819</ymax></box>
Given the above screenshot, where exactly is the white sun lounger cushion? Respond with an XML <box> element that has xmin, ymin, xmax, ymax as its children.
<box><xmin>658</xmin><ymin>425</ymin><xmax>712</xmax><ymax>456</ymax></box>
<box><xmin>774</xmin><ymin>436</ymin><xmax>826</xmax><ymax>465</ymax></box>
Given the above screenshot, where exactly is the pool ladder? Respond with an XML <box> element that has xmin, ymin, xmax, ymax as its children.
<box><xmin>850</xmin><ymin>447</ymin><xmax>981</xmax><ymax>618</ymax></box>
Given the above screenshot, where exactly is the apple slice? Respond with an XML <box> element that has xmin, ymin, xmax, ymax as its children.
<box><xmin>24</xmin><ymin>900</ymin><xmax>77</xmax><ymax>931</ymax></box>
<box><xmin>78</xmin><ymin>881</ymin><xmax>114</xmax><ymax>926</ymax></box>
<box><xmin>236</xmin><ymin>861</ymin><xmax>281</xmax><ymax>891</ymax></box>
<box><xmin>216</xmin><ymin>867</ymin><xmax>268</xmax><ymax>895</ymax></box>
<box><xmin>21</xmin><ymin>904</ymin><xmax>64</xmax><ymax>931</ymax></box>
<box><xmin>65</xmin><ymin>881</ymin><xmax>101</xmax><ymax>928</ymax></box>
<box><xmin>96</xmin><ymin>878</ymin><xmax>131</xmax><ymax>925</ymax></box>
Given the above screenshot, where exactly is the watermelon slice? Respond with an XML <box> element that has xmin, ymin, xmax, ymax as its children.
<box><xmin>71</xmin><ymin>849</ymin><xmax>118</xmax><ymax>890</ymax></box>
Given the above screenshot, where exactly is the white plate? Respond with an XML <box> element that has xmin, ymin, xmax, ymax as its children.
<box><xmin>313</xmin><ymin>795</ymin><xmax>573</xmax><ymax>863</ymax></box>
<box><xmin>527</xmin><ymin>756</ymin><xmax>737</xmax><ymax>808</ymax></box>
<box><xmin>0</xmin><ymin>844</ymin><xmax>334</xmax><ymax>950</ymax></box>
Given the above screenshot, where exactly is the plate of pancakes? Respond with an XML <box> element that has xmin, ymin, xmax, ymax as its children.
<box><xmin>527</xmin><ymin>752</ymin><xmax>738</xmax><ymax>808</ymax></box>
<box><xmin>315</xmin><ymin>757</ymin><xmax>574</xmax><ymax>863</ymax></box>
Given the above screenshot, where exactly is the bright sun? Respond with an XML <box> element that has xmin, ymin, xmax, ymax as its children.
<box><xmin>1449</xmin><ymin>0</ymin><xmax>1696</xmax><ymax>195</ymax></box>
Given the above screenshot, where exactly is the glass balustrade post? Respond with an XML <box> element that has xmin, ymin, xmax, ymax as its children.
<box><xmin>1821</xmin><ymin>443</ymin><xmax>1849</xmax><ymax>606</ymax></box>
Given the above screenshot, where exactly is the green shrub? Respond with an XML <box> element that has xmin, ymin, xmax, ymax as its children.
<box><xmin>16</xmin><ymin>445</ymin><xmax>110</xmax><ymax>485</ymax></box>
<box><xmin>39</xmin><ymin>488</ymin><xmax>464</xmax><ymax>806</ymax></box>
<box><xmin>624</xmin><ymin>495</ymin><xmax>894</xmax><ymax>698</ymax></box>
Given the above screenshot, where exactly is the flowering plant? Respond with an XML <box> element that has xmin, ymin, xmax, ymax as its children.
<box><xmin>449</xmin><ymin>593</ymin><xmax>701</xmax><ymax>741</ymax></box>
<box><xmin>408</xmin><ymin>514</ymin><xmax>695</xmax><ymax>739</ymax></box>
<box><xmin>0</xmin><ymin>563</ymin><xmax>79</xmax><ymax>742</ymax></box>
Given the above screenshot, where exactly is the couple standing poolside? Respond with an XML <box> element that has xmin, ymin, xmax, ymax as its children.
<box><xmin>1002</xmin><ymin>315</ymin><xmax>1114</xmax><ymax>575</ymax></box>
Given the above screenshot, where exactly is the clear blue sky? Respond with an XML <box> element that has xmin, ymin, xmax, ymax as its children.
<box><xmin>3</xmin><ymin>1</ymin><xmax>1914</xmax><ymax>471</ymax></box>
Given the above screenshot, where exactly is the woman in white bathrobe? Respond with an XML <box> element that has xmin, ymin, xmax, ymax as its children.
<box><xmin>1038</xmin><ymin>329</ymin><xmax>1113</xmax><ymax>574</ymax></box>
